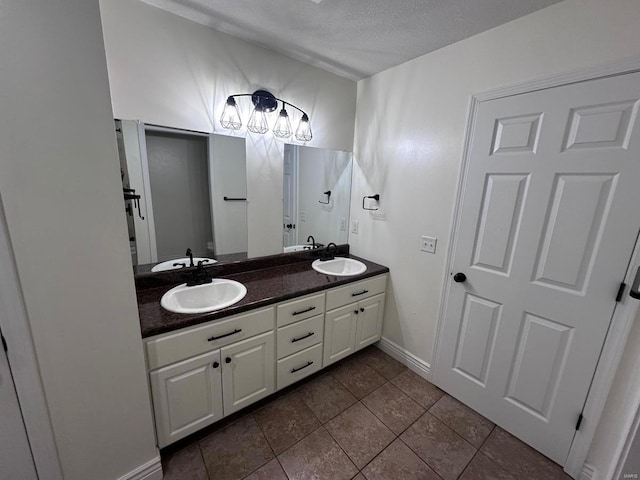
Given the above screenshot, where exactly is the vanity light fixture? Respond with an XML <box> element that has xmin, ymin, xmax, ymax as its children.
<box><xmin>220</xmin><ymin>90</ymin><xmax>312</xmax><ymax>141</ymax></box>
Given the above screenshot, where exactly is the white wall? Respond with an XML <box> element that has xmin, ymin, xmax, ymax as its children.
<box><xmin>351</xmin><ymin>0</ymin><xmax>640</xmax><ymax>364</ymax></box>
<box><xmin>99</xmin><ymin>0</ymin><xmax>356</xmax><ymax>257</ymax></box>
<box><xmin>0</xmin><ymin>1</ymin><xmax>158</xmax><ymax>479</ymax></box>
<box><xmin>350</xmin><ymin>0</ymin><xmax>640</xmax><ymax>475</ymax></box>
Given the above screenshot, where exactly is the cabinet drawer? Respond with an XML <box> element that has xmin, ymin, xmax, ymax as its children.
<box><xmin>146</xmin><ymin>307</ymin><xmax>274</xmax><ymax>370</ymax></box>
<box><xmin>277</xmin><ymin>343</ymin><xmax>323</xmax><ymax>390</ymax></box>
<box><xmin>277</xmin><ymin>314</ymin><xmax>324</xmax><ymax>359</ymax></box>
<box><xmin>277</xmin><ymin>292</ymin><xmax>325</xmax><ymax>327</ymax></box>
<box><xmin>326</xmin><ymin>275</ymin><xmax>387</xmax><ymax>311</ymax></box>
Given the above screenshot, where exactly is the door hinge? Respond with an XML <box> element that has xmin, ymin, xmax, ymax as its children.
<box><xmin>575</xmin><ymin>413</ymin><xmax>584</xmax><ymax>431</ymax></box>
<box><xmin>616</xmin><ymin>282</ymin><xmax>627</xmax><ymax>302</ymax></box>
<box><xmin>1</xmin><ymin>333</ymin><xmax>7</xmax><ymax>353</ymax></box>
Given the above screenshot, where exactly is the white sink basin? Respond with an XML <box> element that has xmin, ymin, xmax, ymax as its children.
<box><xmin>284</xmin><ymin>244</ymin><xmax>315</xmax><ymax>253</ymax></box>
<box><xmin>151</xmin><ymin>257</ymin><xmax>217</xmax><ymax>272</ymax></box>
<box><xmin>312</xmin><ymin>258</ymin><xmax>367</xmax><ymax>276</ymax></box>
<box><xmin>160</xmin><ymin>279</ymin><xmax>247</xmax><ymax>314</ymax></box>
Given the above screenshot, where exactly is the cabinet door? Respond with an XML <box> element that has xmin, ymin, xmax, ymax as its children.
<box><xmin>324</xmin><ymin>303</ymin><xmax>358</xmax><ymax>367</ymax></box>
<box><xmin>356</xmin><ymin>293</ymin><xmax>385</xmax><ymax>351</ymax></box>
<box><xmin>221</xmin><ymin>331</ymin><xmax>275</xmax><ymax>415</ymax></box>
<box><xmin>149</xmin><ymin>350</ymin><xmax>223</xmax><ymax>448</ymax></box>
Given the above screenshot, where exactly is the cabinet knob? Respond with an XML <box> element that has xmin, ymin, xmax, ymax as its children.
<box><xmin>354</xmin><ymin>310</ymin><xmax>359</xmax><ymax>315</ymax></box>
<box><xmin>225</xmin><ymin>357</ymin><xmax>232</xmax><ymax>364</ymax></box>
<box><xmin>360</xmin><ymin>307</ymin><xmax>365</xmax><ymax>312</ymax></box>
<box><xmin>212</xmin><ymin>361</ymin><xmax>219</xmax><ymax>368</ymax></box>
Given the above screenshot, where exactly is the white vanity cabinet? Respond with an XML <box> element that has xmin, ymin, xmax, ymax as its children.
<box><xmin>276</xmin><ymin>292</ymin><xmax>325</xmax><ymax>389</ymax></box>
<box><xmin>144</xmin><ymin>272</ymin><xmax>387</xmax><ymax>448</ymax></box>
<box><xmin>324</xmin><ymin>275</ymin><xmax>387</xmax><ymax>366</ymax></box>
<box><xmin>145</xmin><ymin>307</ymin><xmax>275</xmax><ymax>447</ymax></box>
<box><xmin>221</xmin><ymin>331</ymin><xmax>274</xmax><ymax>415</ymax></box>
<box><xmin>149</xmin><ymin>349</ymin><xmax>224</xmax><ymax>448</ymax></box>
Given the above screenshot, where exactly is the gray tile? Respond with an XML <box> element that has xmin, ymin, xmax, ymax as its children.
<box><xmin>199</xmin><ymin>416</ymin><xmax>273</xmax><ymax>480</ymax></box>
<box><xmin>401</xmin><ymin>412</ymin><xmax>476</xmax><ymax>480</ymax></box>
<box><xmin>325</xmin><ymin>402</ymin><xmax>395</xmax><ymax>469</ymax></box>
<box><xmin>362</xmin><ymin>382</ymin><xmax>425</xmax><ymax>435</ymax></box>
<box><xmin>254</xmin><ymin>391</ymin><xmax>321</xmax><ymax>454</ymax></box>
<box><xmin>429</xmin><ymin>395</ymin><xmax>494</xmax><ymax>448</ymax></box>
<box><xmin>390</xmin><ymin>370</ymin><xmax>444</xmax><ymax>409</ymax></box>
<box><xmin>361</xmin><ymin>439</ymin><xmax>440</xmax><ymax>480</ymax></box>
<box><xmin>298</xmin><ymin>373</ymin><xmax>358</xmax><ymax>423</ymax></box>
<box><xmin>460</xmin><ymin>452</ymin><xmax>517</xmax><ymax>480</ymax></box>
<box><xmin>480</xmin><ymin>428</ymin><xmax>563</xmax><ymax>480</ymax></box>
<box><xmin>243</xmin><ymin>458</ymin><xmax>287</xmax><ymax>480</ymax></box>
<box><xmin>358</xmin><ymin>346</ymin><xmax>407</xmax><ymax>380</ymax></box>
<box><xmin>332</xmin><ymin>357</ymin><xmax>386</xmax><ymax>399</ymax></box>
<box><xmin>161</xmin><ymin>443</ymin><xmax>208</xmax><ymax>480</ymax></box>
<box><xmin>278</xmin><ymin>427</ymin><xmax>358</xmax><ymax>480</ymax></box>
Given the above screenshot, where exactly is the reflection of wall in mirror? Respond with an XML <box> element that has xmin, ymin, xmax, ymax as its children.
<box><xmin>296</xmin><ymin>146</ymin><xmax>352</xmax><ymax>247</ymax></box>
<box><xmin>210</xmin><ymin>134</ymin><xmax>248</xmax><ymax>256</ymax></box>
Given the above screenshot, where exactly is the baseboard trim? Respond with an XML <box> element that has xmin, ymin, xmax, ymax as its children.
<box><xmin>118</xmin><ymin>455</ymin><xmax>163</xmax><ymax>480</ymax></box>
<box><xmin>578</xmin><ymin>464</ymin><xmax>598</xmax><ymax>480</ymax></box>
<box><xmin>376</xmin><ymin>337</ymin><xmax>431</xmax><ymax>380</ymax></box>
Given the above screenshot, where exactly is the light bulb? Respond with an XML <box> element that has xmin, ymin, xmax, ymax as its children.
<box><xmin>295</xmin><ymin>113</ymin><xmax>312</xmax><ymax>141</ymax></box>
<box><xmin>273</xmin><ymin>106</ymin><xmax>293</xmax><ymax>138</ymax></box>
<box><xmin>220</xmin><ymin>97</ymin><xmax>241</xmax><ymax>130</ymax></box>
<box><xmin>247</xmin><ymin>105</ymin><xmax>269</xmax><ymax>134</ymax></box>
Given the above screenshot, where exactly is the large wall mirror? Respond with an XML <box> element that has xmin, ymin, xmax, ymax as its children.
<box><xmin>116</xmin><ymin>119</ymin><xmax>352</xmax><ymax>273</ymax></box>
<box><xmin>283</xmin><ymin>144</ymin><xmax>352</xmax><ymax>251</ymax></box>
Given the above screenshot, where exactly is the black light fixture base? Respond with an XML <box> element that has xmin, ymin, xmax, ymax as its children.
<box><xmin>252</xmin><ymin>90</ymin><xmax>278</xmax><ymax>113</ymax></box>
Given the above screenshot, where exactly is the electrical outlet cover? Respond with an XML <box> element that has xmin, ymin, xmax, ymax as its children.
<box><xmin>351</xmin><ymin>220</ymin><xmax>359</xmax><ymax>234</ymax></box>
<box><xmin>420</xmin><ymin>236</ymin><xmax>437</xmax><ymax>253</ymax></box>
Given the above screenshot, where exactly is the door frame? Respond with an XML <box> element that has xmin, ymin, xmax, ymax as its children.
<box><xmin>0</xmin><ymin>194</ymin><xmax>63</xmax><ymax>478</ymax></box>
<box><xmin>138</xmin><ymin>123</ymin><xmax>211</xmax><ymax>263</ymax></box>
<box><xmin>431</xmin><ymin>54</ymin><xmax>640</xmax><ymax>478</ymax></box>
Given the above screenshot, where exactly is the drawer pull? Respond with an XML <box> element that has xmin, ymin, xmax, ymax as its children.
<box><xmin>351</xmin><ymin>289</ymin><xmax>369</xmax><ymax>297</ymax></box>
<box><xmin>291</xmin><ymin>332</ymin><xmax>315</xmax><ymax>343</ymax></box>
<box><xmin>208</xmin><ymin>328</ymin><xmax>242</xmax><ymax>342</ymax></box>
<box><xmin>291</xmin><ymin>361</ymin><xmax>314</xmax><ymax>373</ymax></box>
<box><xmin>292</xmin><ymin>306</ymin><xmax>316</xmax><ymax>316</ymax></box>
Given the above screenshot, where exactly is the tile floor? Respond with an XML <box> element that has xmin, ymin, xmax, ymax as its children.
<box><xmin>161</xmin><ymin>346</ymin><xmax>571</xmax><ymax>480</ymax></box>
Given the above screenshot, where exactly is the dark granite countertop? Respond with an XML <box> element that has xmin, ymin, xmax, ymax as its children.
<box><xmin>137</xmin><ymin>254</ymin><xmax>389</xmax><ymax>338</ymax></box>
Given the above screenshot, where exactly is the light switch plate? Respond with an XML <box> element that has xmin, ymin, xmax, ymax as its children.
<box><xmin>421</xmin><ymin>236</ymin><xmax>437</xmax><ymax>253</ymax></box>
<box><xmin>300</xmin><ymin>211</ymin><xmax>307</xmax><ymax>222</ymax></box>
<box><xmin>351</xmin><ymin>220</ymin><xmax>359</xmax><ymax>234</ymax></box>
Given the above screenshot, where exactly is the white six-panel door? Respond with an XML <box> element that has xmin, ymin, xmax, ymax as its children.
<box><xmin>436</xmin><ymin>72</ymin><xmax>640</xmax><ymax>464</ymax></box>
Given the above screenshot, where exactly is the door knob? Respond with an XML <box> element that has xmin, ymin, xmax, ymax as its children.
<box><xmin>453</xmin><ymin>272</ymin><xmax>467</xmax><ymax>283</ymax></box>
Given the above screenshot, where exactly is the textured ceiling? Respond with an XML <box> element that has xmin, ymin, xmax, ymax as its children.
<box><xmin>140</xmin><ymin>0</ymin><xmax>562</xmax><ymax>80</ymax></box>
